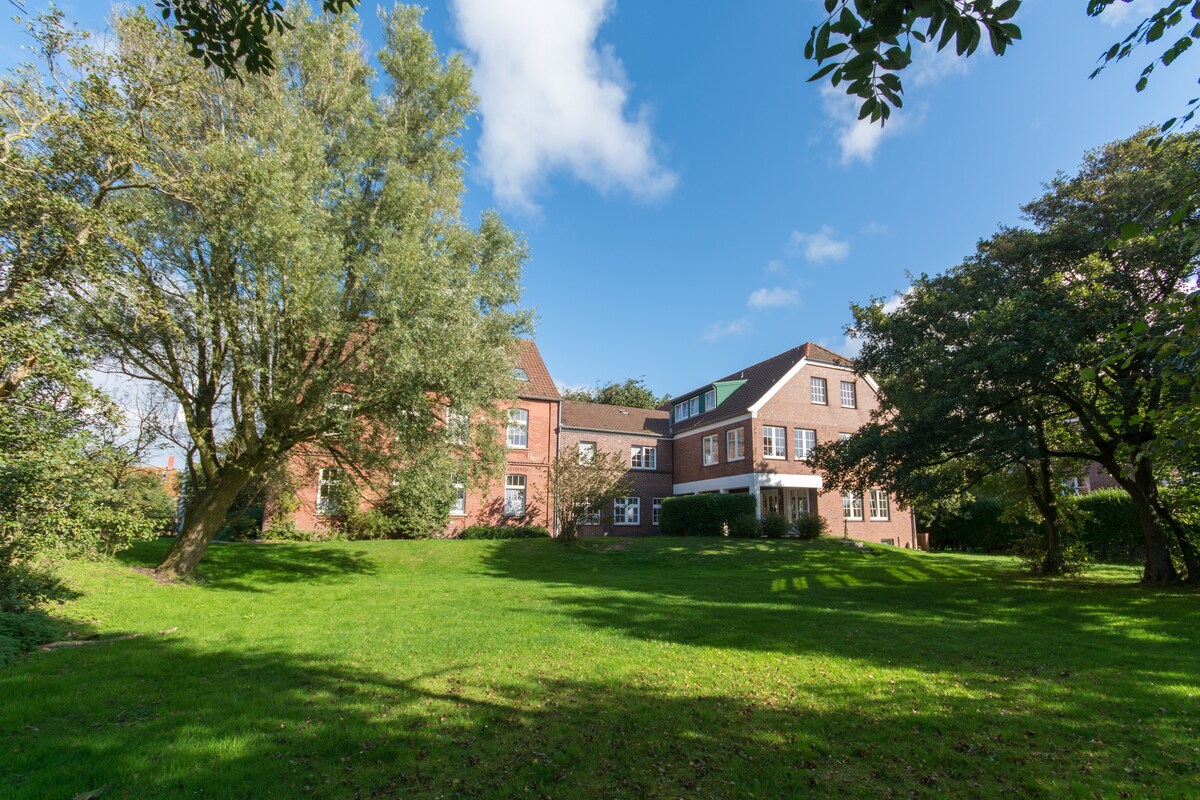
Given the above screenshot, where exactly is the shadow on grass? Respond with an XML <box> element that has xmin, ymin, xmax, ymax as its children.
<box><xmin>116</xmin><ymin>539</ymin><xmax>377</xmax><ymax>592</ymax></box>
<box><xmin>1</xmin><ymin>630</ymin><xmax>1196</xmax><ymax>799</ymax></box>
<box><xmin>480</xmin><ymin>537</ymin><xmax>1199</xmax><ymax>680</ymax></box>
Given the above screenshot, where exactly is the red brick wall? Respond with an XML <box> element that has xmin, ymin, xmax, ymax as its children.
<box><xmin>560</xmin><ymin>427</ymin><xmax>674</xmax><ymax>536</ymax></box>
<box><xmin>671</xmin><ymin>418</ymin><xmax>753</xmax><ymax>485</ymax></box>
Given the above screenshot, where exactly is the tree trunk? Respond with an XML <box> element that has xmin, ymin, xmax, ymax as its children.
<box><xmin>156</xmin><ymin>465</ymin><xmax>252</xmax><ymax>580</ymax></box>
<box><xmin>1023</xmin><ymin>459</ymin><xmax>1064</xmax><ymax>575</ymax></box>
<box><xmin>1151</xmin><ymin>495</ymin><xmax>1199</xmax><ymax>583</ymax></box>
<box><xmin>1110</xmin><ymin>459</ymin><xmax>1179</xmax><ymax>586</ymax></box>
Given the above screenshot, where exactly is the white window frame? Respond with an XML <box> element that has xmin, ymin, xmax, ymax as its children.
<box><xmin>450</xmin><ymin>480</ymin><xmax>466</xmax><ymax>516</ymax></box>
<box><xmin>503</xmin><ymin>474</ymin><xmax>527</xmax><ymax>517</ymax></box>
<box><xmin>726</xmin><ymin>427</ymin><xmax>744</xmax><ymax>461</ymax></box>
<box><xmin>763</xmin><ymin>425</ymin><xmax>786</xmax><ymax>459</ymax></box>
<box><xmin>613</xmin><ymin>496</ymin><xmax>640</xmax><ymax>526</ymax></box>
<box><xmin>840</xmin><ymin>380</ymin><xmax>857</xmax><ymax>408</ymax></box>
<box><xmin>786</xmin><ymin>489</ymin><xmax>811</xmax><ymax>520</ymax></box>
<box><xmin>446</xmin><ymin>408</ymin><xmax>469</xmax><ymax>446</ymax></box>
<box><xmin>579</xmin><ymin>502</ymin><xmax>600</xmax><ymax>526</ymax></box>
<box><xmin>838</xmin><ymin>432</ymin><xmax>853</xmax><ymax>442</ymax></box>
<box><xmin>631</xmin><ymin>445</ymin><xmax>657</xmax><ymax>470</ymax></box>
<box><xmin>794</xmin><ymin>428</ymin><xmax>816</xmax><ymax>460</ymax></box>
<box><xmin>513</xmin><ymin>367</ymin><xmax>529</xmax><ymax>381</ymax></box>
<box><xmin>843</xmin><ymin>491</ymin><xmax>864</xmax><ymax>521</ymax></box>
<box><xmin>689</xmin><ymin>396</ymin><xmax>700</xmax><ymax>417</ymax></box>
<box><xmin>652</xmin><ymin>498</ymin><xmax>663</xmax><ymax>526</ymax></box>
<box><xmin>316</xmin><ymin>467</ymin><xmax>344</xmax><ymax>516</ymax></box>
<box><xmin>702</xmin><ymin>434</ymin><xmax>719</xmax><ymax>466</ymax></box>
<box><xmin>869</xmin><ymin>489</ymin><xmax>890</xmax><ymax>521</ymax></box>
<box><xmin>811</xmin><ymin>377</ymin><xmax>828</xmax><ymax>405</ymax></box>
<box><xmin>674</xmin><ymin>402</ymin><xmax>689</xmax><ymax>422</ymax></box>
<box><xmin>507</xmin><ymin>407</ymin><xmax>529</xmax><ymax>449</ymax></box>
<box><xmin>578</xmin><ymin>441</ymin><xmax>597</xmax><ymax>464</ymax></box>
<box><xmin>704</xmin><ymin>388</ymin><xmax>716</xmax><ymax>410</ymax></box>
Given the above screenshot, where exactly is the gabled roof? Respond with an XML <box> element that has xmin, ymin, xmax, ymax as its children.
<box><xmin>669</xmin><ymin>342</ymin><xmax>853</xmax><ymax>434</ymax></box>
<box><xmin>560</xmin><ymin>400</ymin><xmax>670</xmax><ymax>436</ymax></box>
<box><xmin>513</xmin><ymin>340</ymin><xmax>560</xmax><ymax>401</ymax></box>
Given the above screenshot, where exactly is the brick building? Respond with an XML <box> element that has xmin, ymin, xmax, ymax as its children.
<box><xmin>559</xmin><ymin>400</ymin><xmax>672</xmax><ymax>536</ymax></box>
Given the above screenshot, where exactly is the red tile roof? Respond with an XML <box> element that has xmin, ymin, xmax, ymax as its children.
<box><xmin>669</xmin><ymin>342</ymin><xmax>854</xmax><ymax>433</ymax></box>
<box><xmin>560</xmin><ymin>400</ymin><xmax>670</xmax><ymax>436</ymax></box>
<box><xmin>513</xmin><ymin>340</ymin><xmax>561</xmax><ymax>401</ymax></box>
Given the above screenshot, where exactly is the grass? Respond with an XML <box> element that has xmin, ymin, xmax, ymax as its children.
<box><xmin>1</xmin><ymin>537</ymin><xmax>1197</xmax><ymax>799</ymax></box>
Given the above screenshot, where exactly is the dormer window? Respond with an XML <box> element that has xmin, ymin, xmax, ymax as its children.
<box><xmin>513</xmin><ymin>368</ymin><xmax>529</xmax><ymax>381</ymax></box>
<box><xmin>704</xmin><ymin>388</ymin><xmax>716</xmax><ymax>410</ymax></box>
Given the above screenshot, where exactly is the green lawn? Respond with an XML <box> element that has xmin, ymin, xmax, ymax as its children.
<box><xmin>1</xmin><ymin>538</ymin><xmax>1197</xmax><ymax>799</ymax></box>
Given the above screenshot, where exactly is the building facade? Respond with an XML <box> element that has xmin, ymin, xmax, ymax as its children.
<box><xmin>267</xmin><ymin>340</ymin><xmax>916</xmax><ymax>546</ymax></box>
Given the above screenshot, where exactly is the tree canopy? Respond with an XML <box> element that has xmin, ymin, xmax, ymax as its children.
<box><xmin>560</xmin><ymin>378</ymin><xmax>669</xmax><ymax>410</ymax></box>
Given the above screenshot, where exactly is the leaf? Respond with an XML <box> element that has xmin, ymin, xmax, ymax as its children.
<box><xmin>1119</xmin><ymin>221</ymin><xmax>1145</xmax><ymax>239</ymax></box>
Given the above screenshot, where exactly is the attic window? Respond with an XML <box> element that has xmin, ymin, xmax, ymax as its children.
<box><xmin>513</xmin><ymin>368</ymin><xmax>529</xmax><ymax>381</ymax></box>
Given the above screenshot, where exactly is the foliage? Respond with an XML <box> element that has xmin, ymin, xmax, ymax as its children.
<box><xmin>728</xmin><ymin>513</ymin><xmax>760</xmax><ymax>538</ymax></box>
<box><xmin>928</xmin><ymin>495</ymin><xmax>1034</xmax><ymax>553</ymax></box>
<box><xmin>3</xmin><ymin>8</ymin><xmax>530</xmax><ymax>577</ymax></box>
<box><xmin>658</xmin><ymin>494</ymin><xmax>757</xmax><ymax>536</ymax></box>
<box><xmin>156</xmin><ymin>0</ymin><xmax>359</xmax><ymax>79</ymax></box>
<box><xmin>560</xmin><ymin>378</ymin><xmax>669</xmax><ymax>410</ymax></box>
<box><xmin>219</xmin><ymin>506</ymin><xmax>264</xmax><ymax>541</ymax></box>
<box><xmin>457</xmin><ymin>525</ymin><xmax>549</xmax><ymax>540</ymax></box>
<box><xmin>0</xmin><ymin>539</ymin><xmax>70</xmax><ymax>615</ymax></box>
<box><xmin>813</xmin><ymin>130</ymin><xmax>1200</xmax><ymax>584</ymax></box>
<box><xmin>546</xmin><ymin>449</ymin><xmax>633</xmax><ymax>543</ymax></box>
<box><xmin>792</xmin><ymin>512</ymin><xmax>828</xmax><ymax>540</ymax></box>
<box><xmin>0</xmin><ymin>610</ymin><xmax>60</xmax><ymax>667</ymax></box>
<box><xmin>1071</xmin><ymin>489</ymin><xmax>1144</xmax><ymax>562</ymax></box>
<box><xmin>761</xmin><ymin>513</ymin><xmax>790</xmax><ymax>539</ymax></box>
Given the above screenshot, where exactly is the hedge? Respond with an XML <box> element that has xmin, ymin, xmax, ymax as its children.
<box><xmin>1069</xmin><ymin>489</ymin><xmax>1142</xmax><ymax>562</ymax></box>
<box><xmin>659</xmin><ymin>494</ymin><xmax>757</xmax><ymax>536</ymax></box>
<box><xmin>457</xmin><ymin>525</ymin><xmax>550</xmax><ymax>540</ymax></box>
<box><xmin>928</xmin><ymin>496</ymin><xmax>1035</xmax><ymax>553</ymax></box>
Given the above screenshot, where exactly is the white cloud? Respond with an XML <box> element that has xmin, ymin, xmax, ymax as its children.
<box><xmin>765</xmin><ymin>259</ymin><xmax>787</xmax><ymax>275</ymax></box>
<box><xmin>838</xmin><ymin>334</ymin><xmax>864</xmax><ymax>358</ymax></box>
<box><xmin>1096</xmin><ymin>0</ymin><xmax>1156</xmax><ymax>28</ymax></box>
<box><xmin>819</xmin><ymin>84</ymin><xmax>900</xmax><ymax>166</ymax></box>
<box><xmin>789</xmin><ymin>225</ymin><xmax>850</xmax><ymax>263</ymax></box>
<box><xmin>703</xmin><ymin>318</ymin><xmax>751</xmax><ymax>342</ymax></box>
<box><xmin>881</xmin><ymin>286</ymin><xmax>914</xmax><ymax>314</ymax></box>
<box><xmin>451</xmin><ymin>0</ymin><xmax>677</xmax><ymax>212</ymax></box>
<box><xmin>747</xmin><ymin>286</ymin><xmax>799</xmax><ymax>309</ymax></box>
<box><xmin>860</xmin><ymin>221</ymin><xmax>890</xmax><ymax>237</ymax></box>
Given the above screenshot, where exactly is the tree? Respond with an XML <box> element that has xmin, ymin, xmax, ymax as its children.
<box><xmin>560</xmin><ymin>378</ymin><xmax>668</xmax><ymax>410</ymax></box>
<box><xmin>156</xmin><ymin>0</ymin><xmax>359</xmax><ymax>79</ymax></box>
<box><xmin>806</xmin><ymin>2</ymin><xmax>1196</xmax><ymax>127</ymax></box>
<box><xmin>814</xmin><ymin>130</ymin><xmax>1200</xmax><ymax>585</ymax></box>
<box><xmin>545</xmin><ymin>449</ymin><xmax>632</xmax><ymax>544</ymax></box>
<box><xmin>11</xmin><ymin>7</ymin><xmax>531</xmax><ymax>578</ymax></box>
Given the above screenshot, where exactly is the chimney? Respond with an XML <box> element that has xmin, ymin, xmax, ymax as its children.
<box><xmin>167</xmin><ymin>455</ymin><xmax>175</xmax><ymax>470</ymax></box>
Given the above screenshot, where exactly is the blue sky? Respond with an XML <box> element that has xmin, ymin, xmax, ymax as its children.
<box><xmin>4</xmin><ymin>0</ymin><xmax>1198</xmax><ymax>401</ymax></box>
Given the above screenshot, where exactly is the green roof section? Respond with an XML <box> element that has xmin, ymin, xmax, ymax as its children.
<box><xmin>712</xmin><ymin>379</ymin><xmax>747</xmax><ymax>406</ymax></box>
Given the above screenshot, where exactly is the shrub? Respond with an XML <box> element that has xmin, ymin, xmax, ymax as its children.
<box><xmin>0</xmin><ymin>610</ymin><xmax>60</xmax><ymax>667</ymax></box>
<box><xmin>457</xmin><ymin>525</ymin><xmax>550</xmax><ymax>540</ymax></box>
<box><xmin>659</xmin><ymin>494</ymin><xmax>757</xmax><ymax>536</ymax></box>
<box><xmin>928</xmin><ymin>496</ymin><xmax>1035</xmax><ymax>553</ymax></box>
<box><xmin>220</xmin><ymin>506</ymin><xmax>264</xmax><ymax>541</ymax></box>
<box><xmin>1070</xmin><ymin>489</ymin><xmax>1142</xmax><ymax>562</ymax></box>
<box><xmin>728</xmin><ymin>513</ymin><xmax>760</xmax><ymax>538</ymax></box>
<box><xmin>0</xmin><ymin>538</ymin><xmax>71</xmax><ymax>614</ymax></box>
<box><xmin>761</xmin><ymin>513</ymin><xmax>789</xmax><ymax>539</ymax></box>
<box><xmin>792</xmin><ymin>512</ymin><xmax>827</xmax><ymax>540</ymax></box>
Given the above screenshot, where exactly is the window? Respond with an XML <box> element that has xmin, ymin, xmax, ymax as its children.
<box><xmin>446</xmin><ymin>408</ymin><xmax>469</xmax><ymax>445</ymax></box>
<box><xmin>787</xmin><ymin>489</ymin><xmax>811</xmax><ymax>520</ymax></box>
<box><xmin>1064</xmin><ymin>476</ymin><xmax>1090</xmax><ymax>496</ymax></box>
<box><xmin>763</xmin><ymin>425</ymin><xmax>786</xmax><ymax>459</ymax></box>
<box><xmin>451</xmin><ymin>481</ymin><xmax>466</xmax><ymax>516</ymax></box>
<box><xmin>323</xmin><ymin>391</ymin><xmax>353</xmax><ymax>436</ymax></box>
<box><xmin>811</xmin><ymin>377</ymin><xmax>828</xmax><ymax>404</ymax></box>
<box><xmin>614</xmin><ymin>496</ymin><xmax>640</xmax><ymax>525</ymax></box>
<box><xmin>704</xmin><ymin>388</ymin><xmax>716</xmax><ymax>410</ymax></box>
<box><xmin>631</xmin><ymin>445</ymin><xmax>657</xmax><ymax>470</ymax></box>
<box><xmin>794</xmin><ymin>428</ymin><xmax>816</xmax><ymax>460</ymax></box>
<box><xmin>840</xmin><ymin>380</ymin><xmax>857</xmax><ymax>408</ymax></box>
<box><xmin>869</xmin><ymin>489</ymin><xmax>890</xmax><ymax>520</ymax></box>
<box><xmin>513</xmin><ymin>367</ymin><xmax>529</xmax><ymax>381</ymax></box>
<box><xmin>726</xmin><ymin>427</ymin><xmax>744</xmax><ymax>461</ymax></box>
<box><xmin>652</xmin><ymin>498</ymin><xmax>663</xmax><ymax>526</ymax></box>
<box><xmin>838</xmin><ymin>432</ymin><xmax>853</xmax><ymax>442</ymax></box>
<box><xmin>881</xmin><ymin>538</ymin><xmax>895</xmax><ymax>546</ymax></box>
<box><xmin>316</xmin><ymin>467</ymin><xmax>344</xmax><ymax>516</ymax></box>
<box><xmin>702</xmin><ymin>434</ymin><xmax>719</xmax><ymax>466</ymax></box>
<box><xmin>578</xmin><ymin>441</ymin><xmax>597</xmax><ymax>464</ymax></box>
<box><xmin>843</xmin><ymin>491</ymin><xmax>863</xmax><ymax>520</ymax></box>
<box><xmin>503</xmin><ymin>474</ymin><xmax>526</xmax><ymax>516</ymax></box>
<box><xmin>579</xmin><ymin>503</ymin><xmax>600</xmax><ymax>525</ymax></box>
<box><xmin>674</xmin><ymin>402</ymin><xmax>689</xmax><ymax>422</ymax></box>
<box><xmin>506</xmin><ymin>408</ymin><xmax>529</xmax><ymax>448</ymax></box>
<box><xmin>689</xmin><ymin>396</ymin><xmax>700</xmax><ymax>417</ymax></box>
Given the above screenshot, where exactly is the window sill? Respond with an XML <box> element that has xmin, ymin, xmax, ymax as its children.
<box><xmin>841</xmin><ymin>404</ymin><xmax>857</xmax><ymax>409</ymax></box>
<box><xmin>450</xmin><ymin>512</ymin><xmax>466</xmax><ymax>517</ymax></box>
<box><xmin>844</xmin><ymin>516</ymin><xmax>863</xmax><ymax>522</ymax></box>
<box><xmin>870</xmin><ymin>516</ymin><xmax>889</xmax><ymax>522</ymax></box>
<box><xmin>811</xmin><ymin>401</ymin><xmax>828</xmax><ymax>406</ymax></box>
<box><xmin>631</xmin><ymin>466</ymin><xmax>655</xmax><ymax>471</ymax></box>
<box><xmin>763</xmin><ymin>455</ymin><xmax>785</xmax><ymax>460</ymax></box>
<box><xmin>614</xmin><ymin>522</ymin><xmax>640</xmax><ymax>527</ymax></box>
<box><xmin>727</xmin><ymin>456</ymin><xmax>744</xmax><ymax>462</ymax></box>
<box><xmin>507</xmin><ymin>445</ymin><xmax>528</xmax><ymax>450</ymax></box>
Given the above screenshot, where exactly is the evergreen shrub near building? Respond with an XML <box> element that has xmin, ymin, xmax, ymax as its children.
<box><xmin>1069</xmin><ymin>489</ymin><xmax>1142</xmax><ymax>562</ymax></box>
<box><xmin>928</xmin><ymin>496</ymin><xmax>1035</xmax><ymax>553</ymax></box>
<box><xmin>792</xmin><ymin>512</ymin><xmax>828</xmax><ymax>540</ymax></box>
<box><xmin>457</xmin><ymin>525</ymin><xmax>550</xmax><ymax>540</ymax></box>
<box><xmin>761</xmin><ymin>513</ymin><xmax>789</xmax><ymax>539</ymax></box>
<box><xmin>659</xmin><ymin>494</ymin><xmax>757</xmax><ymax>536</ymax></box>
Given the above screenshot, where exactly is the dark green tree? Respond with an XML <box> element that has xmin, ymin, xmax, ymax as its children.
<box><xmin>561</xmin><ymin>378</ymin><xmax>668</xmax><ymax>410</ymax></box>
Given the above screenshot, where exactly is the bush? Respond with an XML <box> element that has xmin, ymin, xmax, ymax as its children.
<box><xmin>1070</xmin><ymin>489</ymin><xmax>1142</xmax><ymax>562</ymax></box>
<box><xmin>0</xmin><ymin>610</ymin><xmax>59</xmax><ymax>667</ymax></box>
<box><xmin>728</xmin><ymin>513</ymin><xmax>759</xmax><ymax>538</ymax></box>
<box><xmin>659</xmin><ymin>494</ymin><xmax>757</xmax><ymax>536</ymax></box>
<box><xmin>792</xmin><ymin>512</ymin><xmax>827</xmax><ymax>540</ymax></box>
<box><xmin>928</xmin><ymin>496</ymin><xmax>1035</xmax><ymax>553</ymax></box>
<box><xmin>220</xmin><ymin>506</ymin><xmax>264</xmax><ymax>541</ymax></box>
<box><xmin>457</xmin><ymin>525</ymin><xmax>550</xmax><ymax>540</ymax></box>
<box><xmin>0</xmin><ymin>538</ymin><xmax>71</xmax><ymax>614</ymax></box>
<box><xmin>761</xmin><ymin>513</ymin><xmax>789</xmax><ymax>539</ymax></box>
